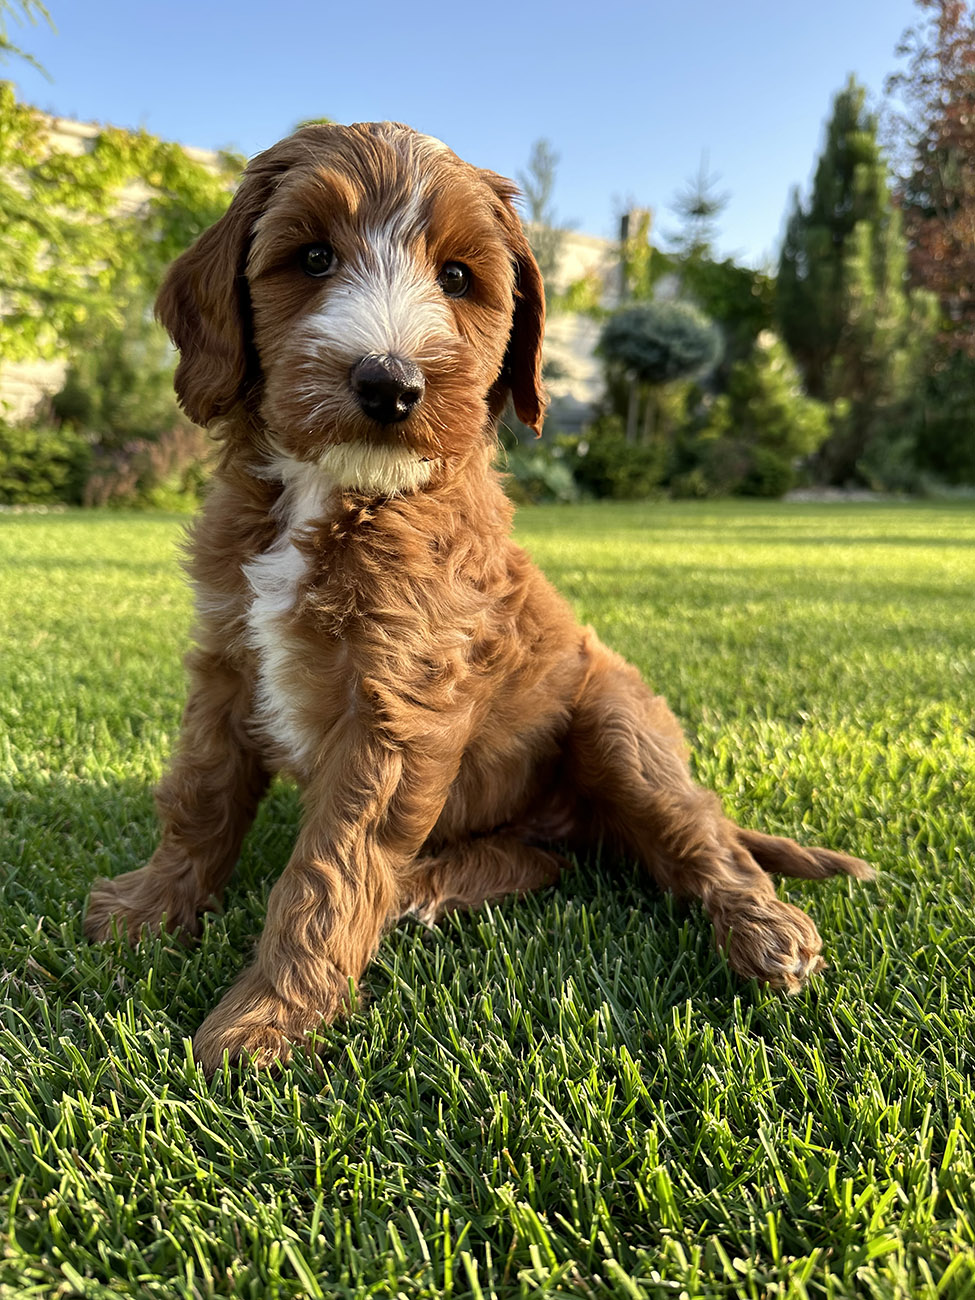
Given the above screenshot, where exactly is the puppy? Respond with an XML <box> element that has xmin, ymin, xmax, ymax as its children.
<box><xmin>84</xmin><ymin>122</ymin><xmax>872</xmax><ymax>1074</ymax></box>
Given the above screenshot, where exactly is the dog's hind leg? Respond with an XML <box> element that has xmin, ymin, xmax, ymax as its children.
<box><xmin>397</xmin><ymin>834</ymin><xmax>568</xmax><ymax>925</ymax></box>
<box><xmin>84</xmin><ymin>649</ymin><xmax>268</xmax><ymax>942</ymax></box>
<box><xmin>564</xmin><ymin>634</ymin><xmax>869</xmax><ymax>993</ymax></box>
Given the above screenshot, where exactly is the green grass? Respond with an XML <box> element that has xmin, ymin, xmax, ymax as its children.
<box><xmin>1</xmin><ymin>499</ymin><xmax>973</xmax><ymax>1299</ymax></box>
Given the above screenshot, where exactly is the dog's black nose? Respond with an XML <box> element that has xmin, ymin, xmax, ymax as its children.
<box><xmin>351</xmin><ymin>354</ymin><xmax>425</xmax><ymax>425</ymax></box>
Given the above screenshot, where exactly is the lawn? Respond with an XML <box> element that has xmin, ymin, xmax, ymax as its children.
<box><xmin>1</xmin><ymin>499</ymin><xmax>973</xmax><ymax>1299</ymax></box>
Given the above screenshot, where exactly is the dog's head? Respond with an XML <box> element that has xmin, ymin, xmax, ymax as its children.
<box><xmin>157</xmin><ymin>122</ymin><xmax>546</xmax><ymax>487</ymax></box>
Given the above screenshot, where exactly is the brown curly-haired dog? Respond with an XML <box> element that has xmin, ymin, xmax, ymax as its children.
<box><xmin>84</xmin><ymin>122</ymin><xmax>872</xmax><ymax>1075</ymax></box>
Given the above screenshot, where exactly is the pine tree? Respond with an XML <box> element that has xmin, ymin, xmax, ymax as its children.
<box><xmin>669</xmin><ymin>156</ymin><xmax>729</xmax><ymax>260</ymax></box>
<box><xmin>777</xmin><ymin>77</ymin><xmax>933</xmax><ymax>483</ymax></box>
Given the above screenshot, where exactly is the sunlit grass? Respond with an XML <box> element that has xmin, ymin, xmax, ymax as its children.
<box><xmin>1</xmin><ymin>501</ymin><xmax>973</xmax><ymax>1298</ymax></box>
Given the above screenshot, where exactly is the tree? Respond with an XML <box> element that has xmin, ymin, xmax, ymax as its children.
<box><xmin>884</xmin><ymin>1</ymin><xmax>975</xmax><ymax>485</ymax></box>
<box><xmin>598</xmin><ymin>300</ymin><xmax>722</xmax><ymax>443</ymax></box>
<box><xmin>517</xmin><ymin>138</ymin><xmax>565</xmax><ymax>294</ymax></box>
<box><xmin>668</xmin><ymin>155</ymin><xmax>729</xmax><ymax>260</ymax></box>
<box><xmin>777</xmin><ymin>77</ymin><xmax>934</xmax><ymax>483</ymax></box>
<box><xmin>666</xmin><ymin>161</ymin><xmax>772</xmax><ymax>367</ymax></box>
<box><xmin>0</xmin><ymin>0</ymin><xmax>51</xmax><ymax>71</ymax></box>
<box><xmin>661</xmin><ymin>161</ymin><xmax>774</xmax><ymax>373</ymax></box>
<box><xmin>0</xmin><ymin>83</ymin><xmax>241</xmax><ymax>363</ymax></box>
<box><xmin>887</xmin><ymin>0</ymin><xmax>975</xmax><ymax>353</ymax></box>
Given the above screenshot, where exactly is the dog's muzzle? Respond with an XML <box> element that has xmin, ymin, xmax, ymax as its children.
<box><xmin>351</xmin><ymin>354</ymin><xmax>425</xmax><ymax>425</ymax></box>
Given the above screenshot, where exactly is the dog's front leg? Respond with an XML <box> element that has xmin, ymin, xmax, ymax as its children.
<box><xmin>85</xmin><ymin>649</ymin><xmax>269</xmax><ymax>942</ymax></box>
<box><xmin>192</xmin><ymin>732</ymin><xmax>456</xmax><ymax>1075</ymax></box>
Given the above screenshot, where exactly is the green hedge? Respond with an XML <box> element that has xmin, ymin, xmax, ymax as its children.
<box><xmin>0</xmin><ymin>423</ymin><xmax>92</xmax><ymax>505</ymax></box>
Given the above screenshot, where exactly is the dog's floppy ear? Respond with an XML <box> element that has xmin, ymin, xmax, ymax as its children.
<box><xmin>155</xmin><ymin>150</ymin><xmax>286</xmax><ymax>426</ymax></box>
<box><xmin>482</xmin><ymin>172</ymin><xmax>547</xmax><ymax>437</ymax></box>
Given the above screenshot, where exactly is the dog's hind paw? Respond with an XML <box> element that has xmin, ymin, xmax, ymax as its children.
<box><xmin>737</xmin><ymin>828</ymin><xmax>875</xmax><ymax>882</ymax></box>
<box><xmin>713</xmin><ymin>894</ymin><xmax>826</xmax><ymax>995</ymax></box>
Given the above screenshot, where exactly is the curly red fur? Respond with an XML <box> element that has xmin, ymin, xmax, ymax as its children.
<box><xmin>84</xmin><ymin>122</ymin><xmax>873</xmax><ymax>1075</ymax></box>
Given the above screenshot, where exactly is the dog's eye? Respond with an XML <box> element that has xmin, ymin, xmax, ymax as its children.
<box><xmin>300</xmin><ymin>244</ymin><xmax>336</xmax><ymax>278</ymax></box>
<box><xmin>438</xmin><ymin>262</ymin><xmax>471</xmax><ymax>298</ymax></box>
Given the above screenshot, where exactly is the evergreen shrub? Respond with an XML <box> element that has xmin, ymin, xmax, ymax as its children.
<box><xmin>0</xmin><ymin>423</ymin><xmax>91</xmax><ymax>505</ymax></box>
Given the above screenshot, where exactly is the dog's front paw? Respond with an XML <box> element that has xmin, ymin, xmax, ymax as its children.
<box><xmin>193</xmin><ymin>1013</ymin><xmax>296</xmax><ymax>1076</ymax></box>
<box><xmin>192</xmin><ymin>970</ymin><xmax>339</xmax><ymax>1077</ymax></box>
<box><xmin>84</xmin><ymin>867</ymin><xmax>203</xmax><ymax>943</ymax></box>
<box><xmin>713</xmin><ymin>895</ymin><xmax>825</xmax><ymax>994</ymax></box>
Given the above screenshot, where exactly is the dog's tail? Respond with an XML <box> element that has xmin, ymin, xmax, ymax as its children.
<box><xmin>738</xmin><ymin>827</ymin><xmax>875</xmax><ymax>881</ymax></box>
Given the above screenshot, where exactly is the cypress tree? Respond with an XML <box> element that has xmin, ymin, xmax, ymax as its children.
<box><xmin>777</xmin><ymin>77</ymin><xmax>933</xmax><ymax>483</ymax></box>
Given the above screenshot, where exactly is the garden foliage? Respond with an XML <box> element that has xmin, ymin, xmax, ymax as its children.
<box><xmin>0</xmin><ymin>82</ymin><xmax>237</xmax><ymax>506</ymax></box>
<box><xmin>4</xmin><ymin>8</ymin><xmax>975</xmax><ymax>506</ymax></box>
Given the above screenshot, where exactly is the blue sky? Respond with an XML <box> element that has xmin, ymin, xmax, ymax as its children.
<box><xmin>11</xmin><ymin>0</ymin><xmax>921</xmax><ymax>268</ymax></box>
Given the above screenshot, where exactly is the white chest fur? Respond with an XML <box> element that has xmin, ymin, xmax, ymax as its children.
<box><xmin>241</xmin><ymin>444</ymin><xmax>436</xmax><ymax>771</ymax></box>
<box><xmin>243</xmin><ymin>458</ymin><xmax>333</xmax><ymax>771</ymax></box>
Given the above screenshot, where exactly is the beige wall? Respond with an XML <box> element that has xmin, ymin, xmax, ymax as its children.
<box><xmin>1</xmin><ymin>358</ymin><xmax>69</xmax><ymax>423</ymax></box>
<box><xmin>536</xmin><ymin>227</ymin><xmax>620</xmax><ymax>432</ymax></box>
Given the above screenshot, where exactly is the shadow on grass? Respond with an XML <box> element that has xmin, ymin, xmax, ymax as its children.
<box><xmin>2</xmin><ymin>767</ymin><xmax>760</xmax><ymax>1069</ymax></box>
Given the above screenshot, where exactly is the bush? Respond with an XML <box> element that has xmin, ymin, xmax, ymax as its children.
<box><xmin>740</xmin><ymin>444</ymin><xmax>800</xmax><ymax>497</ymax></box>
<box><xmin>0</xmin><ymin>423</ymin><xmax>92</xmax><ymax>505</ymax></box>
<box><xmin>52</xmin><ymin>301</ymin><xmax>185</xmax><ymax>451</ymax></box>
<box><xmin>670</xmin><ymin>429</ymin><xmax>752</xmax><ymax>497</ymax></box>
<box><xmin>40</xmin><ymin>288</ymin><xmax>214</xmax><ymax>509</ymax></box>
<box><xmin>673</xmin><ymin>424</ymin><xmax>801</xmax><ymax>499</ymax></box>
<box><xmin>909</xmin><ymin>350</ymin><xmax>975</xmax><ymax>486</ymax></box>
<box><xmin>856</xmin><ymin>423</ymin><xmax>920</xmax><ymax>493</ymax></box>
<box><xmin>83</xmin><ymin>425</ymin><xmax>212</xmax><ymax>510</ymax></box>
<box><xmin>500</xmin><ymin>438</ymin><xmax>581</xmax><ymax>504</ymax></box>
<box><xmin>671</xmin><ymin>334</ymin><xmax>830</xmax><ymax>498</ymax></box>
<box><xmin>572</xmin><ymin>417</ymin><xmax>666</xmax><ymax>499</ymax></box>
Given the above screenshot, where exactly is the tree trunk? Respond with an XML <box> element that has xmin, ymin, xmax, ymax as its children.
<box><xmin>625</xmin><ymin>382</ymin><xmax>639</xmax><ymax>444</ymax></box>
<box><xmin>643</xmin><ymin>387</ymin><xmax>657</xmax><ymax>444</ymax></box>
